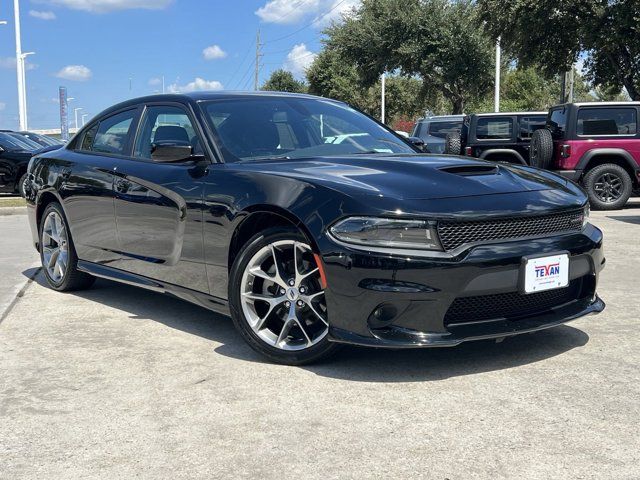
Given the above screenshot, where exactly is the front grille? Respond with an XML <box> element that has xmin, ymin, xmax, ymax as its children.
<box><xmin>437</xmin><ymin>209</ymin><xmax>584</xmax><ymax>251</ymax></box>
<box><xmin>444</xmin><ymin>279</ymin><xmax>583</xmax><ymax>326</ymax></box>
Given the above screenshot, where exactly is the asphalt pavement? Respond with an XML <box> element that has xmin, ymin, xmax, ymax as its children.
<box><xmin>0</xmin><ymin>203</ymin><xmax>639</xmax><ymax>479</ymax></box>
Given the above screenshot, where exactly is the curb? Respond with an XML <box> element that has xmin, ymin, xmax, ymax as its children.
<box><xmin>0</xmin><ymin>206</ymin><xmax>27</xmax><ymax>216</ymax></box>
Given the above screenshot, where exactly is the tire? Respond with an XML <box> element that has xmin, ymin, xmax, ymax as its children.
<box><xmin>582</xmin><ymin>164</ymin><xmax>633</xmax><ymax>210</ymax></box>
<box><xmin>529</xmin><ymin>129</ymin><xmax>554</xmax><ymax>169</ymax></box>
<box><xmin>16</xmin><ymin>173</ymin><xmax>28</xmax><ymax>198</ymax></box>
<box><xmin>228</xmin><ymin>227</ymin><xmax>340</xmax><ymax>365</ymax></box>
<box><xmin>445</xmin><ymin>132</ymin><xmax>462</xmax><ymax>155</ymax></box>
<box><xmin>39</xmin><ymin>202</ymin><xmax>95</xmax><ymax>291</ymax></box>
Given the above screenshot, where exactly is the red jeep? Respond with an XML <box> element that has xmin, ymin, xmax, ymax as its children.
<box><xmin>530</xmin><ymin>102</ymin><xmax>640</xmax><ymax>209</ymax></box>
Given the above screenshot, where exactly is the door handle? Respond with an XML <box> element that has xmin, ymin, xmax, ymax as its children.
<box><xmin>115</xmin><ymin>178</ymin><xmax>131</xmax><ymax>193</ymax></box>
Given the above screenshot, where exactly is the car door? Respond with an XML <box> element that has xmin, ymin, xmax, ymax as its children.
<box><xmin>61</xmin><ymin>108</ymin><xmax>139</xmax><ymax>264</ymax></box>
<box><xmin>109</xmin><ymin>103</ymin><xmax>209</xmax><ymax>293</ymax></box>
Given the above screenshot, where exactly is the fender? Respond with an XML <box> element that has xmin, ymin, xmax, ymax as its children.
<box><xmin>576</xmin><ymin>148</ymin><xmax>640</xmax><ymax>173</ymax></box>
<box><xmin>479</xmin><ymin>149</ymin><xmax>527</xmax><ymax>165</ymax></box>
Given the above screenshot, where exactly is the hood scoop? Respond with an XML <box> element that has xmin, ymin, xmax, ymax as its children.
<box><xmin>439</xmin><ymin>164</ymin><xmax>500</xmax><ymax>176</ymax></box>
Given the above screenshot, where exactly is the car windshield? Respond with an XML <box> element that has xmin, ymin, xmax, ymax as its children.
<box><xmin>202</xmin><ymin>97</ymin><xmax>415</xmax><ymax>162</ymax></box>
<box><xmin>0</xmin><ymin>132</ymin><xmax>33</xmax><ymax>151</ymax></box>
<box><xmin>8</xmin><ymin>133</ymin><xmax>41</xmax><ymax>150</ymax></box>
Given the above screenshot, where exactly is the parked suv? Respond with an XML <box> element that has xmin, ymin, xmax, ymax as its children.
<box><xmin>412</xmin><ymin>115</ymin><xmax>464</xmax><ymax>153</ymax></box>
<box><xmin>530</xmin><ymin>102</ymin><xmax>640</xmax><ymax>210</ymax></box>
<box><xmin>445</xmin><ymin>112</ymin><xmax>547</xmax><ymax>164</ymax></box>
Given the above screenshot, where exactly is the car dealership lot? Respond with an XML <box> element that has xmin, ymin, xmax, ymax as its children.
<box><xmin>1</xmin><ymin>204</ymin><xmax>639</xmax><ymax>479</ymax></box>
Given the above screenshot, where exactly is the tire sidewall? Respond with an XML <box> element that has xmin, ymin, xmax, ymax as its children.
<box><xmin>17</xmin><ymin>173</ymin><xmax>28</xmax><ymax>198</ymax></box>
<box><xmin>228</xmin><ymin>227</ymin><xmax>337</xmax><ymax>365</ymax></box>
<box><xmin>530</xmin><ymin>129</ymin><xmax>553</xmax><ymax>169</ymax></box>
<box><xmin>583</xmin><ymin>164</ymin><xmax>632</xmax><ymax>210</ymax></box>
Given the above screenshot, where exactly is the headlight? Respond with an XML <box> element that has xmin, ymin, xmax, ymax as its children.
<box><xmin>329</xmin><ymin>217</ymin><xmax>442</xmax><ymax>251</ymax></box>
<box><xmin>583</xmin><ymin>203</ymin><xmax>590</xmax><ymax>227</ymax></box>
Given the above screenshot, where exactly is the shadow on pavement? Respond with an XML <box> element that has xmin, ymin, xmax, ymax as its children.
<box><xmin>24</xmin><ymin>268</ymin><xmax>590</xmax><ymax>383</ymax></box>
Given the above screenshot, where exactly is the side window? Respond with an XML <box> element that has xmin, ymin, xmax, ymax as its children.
<box><xmin>134</xmin><ymin>105</ymin><xmax>201</xmax><ymax>159</ymax></box>
<box><xmin>577</xmin><ymin>108</ymin><xmax>637</xmax><ymax>136</ymax></box>
<box><xmin>80</xmin><ymin>124</ymin><xmax>98</xmax><ymax>151</ymax></box>
<box><xmin>428</xmin><ymin>121</ymin><xmax>462</xmax><ymax>139</ymax></box>
<box><xmin>476</xmin><ymin>117</ymin><xmax>513</xmax><ymax>140</ymax></box>
<box><xmin>519</xmin><ymin>116</ymin><xmax>546</xmax><ymax>139</ymax></box>
<box><xmin>91</xmin><ymin>110</ymin><xmax>136</xmax><ymax>155</ymax></box>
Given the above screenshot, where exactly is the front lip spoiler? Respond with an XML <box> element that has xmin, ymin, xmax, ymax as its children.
<box><xmin>327</xmin><ymin>296</ymin><xmax>605</xmax><ymax>348</ymax></box>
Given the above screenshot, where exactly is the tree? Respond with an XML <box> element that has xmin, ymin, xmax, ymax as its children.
<box><xmin>323</xmin><ymin>0</ymin><xmax>494</xmax><ymax>114</ymax></box>
<box><xmin>478</xmin><ymin>0</ymin><xmax>640</xmax><ymax>100</ymax></box>
<box><xmin>261</xmin><ymin>69</ymin><xmax>307</xmax><ymax>93</ymax></box>
<box><xmin>307</xmin><ymin>48</ymin><xmax>424</xmax><ymax>124</ymax></box>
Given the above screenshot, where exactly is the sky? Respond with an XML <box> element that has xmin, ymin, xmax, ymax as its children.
<box><xmin>0</xmin><ymin>0</ymin><xmax>361</xmax><ymax>130</ymax></box>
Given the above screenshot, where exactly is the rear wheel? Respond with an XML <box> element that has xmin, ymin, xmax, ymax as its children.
<box><xmin>17</xmin><ymin>173</ymin><xmax>28</xmax><ymax>197</ymax></box>
<box><xmin>229</xmin><ymin>227</ymin><xmax>339</xmax><ymax>365</ymax></box>
<box><xmin>39</xmin><ymin>202</ymin><xmax>95</xmax><ymax>291</ymax></box>
<box><xmin>445</xmin><ymin>132</ymin><xmax>462</xmax><ymax>155</ymax></box>
<box><xmin>529</xmin><ymin>129</ymin><xmax>554</xmax><ymax>168</ymax></box>
<box><xmin>582</xmin><ymin>163</ymin><xmax>632</xmax><ymax>210</ymax></box>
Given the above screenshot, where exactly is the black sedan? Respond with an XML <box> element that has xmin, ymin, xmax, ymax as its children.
<box><xmin>24</xmin><ymin>92</ymin><xmax>605</xmax><ymax>364</ymax></box>
<box><xmin>0</xmin><ymin>132</ymin><xmax>34</xmax><ymax>196</ymax></box>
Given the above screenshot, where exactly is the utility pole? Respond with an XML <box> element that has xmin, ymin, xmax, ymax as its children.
<box><xmin>14</xmin><ymin>0</ymin><xmax>26</xmax><ymax>130</ymax></box>
<box><xmin>381</xmin><ymin>73</ymin><xmax>386</xmax><ymax>124</ymax></box>
<box><xmin>494</xmin><ymin>37</ymin><xmax>501</xmax><ymax>113</ymax></box>
<box><xmin>568</xmin><ymin>66</ymin><xmax>575</xmax><ymax>103</ymax></box>
<box><xmin>254</xmin><ymin>29</ymin><xmax>262</xmax><ymax>91</ymax></box>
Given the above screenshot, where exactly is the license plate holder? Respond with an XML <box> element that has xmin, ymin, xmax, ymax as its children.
<box><xmin>521</xmin><ymin>252</ymin><xmax>569</xmax><ymax>294</ymax></box>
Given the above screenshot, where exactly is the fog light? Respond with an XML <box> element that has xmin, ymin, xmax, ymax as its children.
<box><xmin>367</xmin><ymin>303</ymin><xmax>398</xmax><ymax>329</ymax></box>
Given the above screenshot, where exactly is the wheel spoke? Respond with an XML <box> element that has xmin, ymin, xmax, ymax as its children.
<box><xmin>296</xmin><ymin>318</ymin><xmax>312</xmax><ymax>346</ymax></box>
<box><xmin>305</xmin><ymin>300</ymin><xmax>329</xmax><ymax>326</ymax></box>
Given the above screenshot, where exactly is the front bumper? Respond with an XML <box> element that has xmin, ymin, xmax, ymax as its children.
<box><xmin>320</xmin><ymin>223</ymin><xmax>605</xmax><ymax>348</ymax></box>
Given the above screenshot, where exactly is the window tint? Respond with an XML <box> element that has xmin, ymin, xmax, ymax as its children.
<box><xmin>134</xmin><ymin>105</ymin><xmax>201</xmax><ymax>159</ymax></box>
<box><xmin>90</xmin><ymin>110</ymin><xmax>135</xmax><ymax>155</ymax></box>
<box><xmin>577</xmin><ymin>107</ymin><xmax>637</xmax><ymax>136</ymax></box>
<box><xmin>519</xmin><ymin>116</ymin><xmax>547</xmax><ymax>139</ymax></box>
<box><xmin>80</xmin><ymin>124</ymin><xmax>98</xmax><ymax>151</ymax></box>
<box><xmin>203</xmin><ymin>97</ymin><xmax>414</xmax><ymax>162</ymax></box>
<box><xmin>428</xmin><ymin>121</ymin><xmax>462</xmax><ymax>139</ymax></box>
<box><xmin>475</xmin><ymin>117</ymin><xmax>513</xmax><ymax>139</ymax></box>
<box><xmin>548</xmin><ymin>107</ymin><xmax>567</xmax><ymax>139</ymax></box>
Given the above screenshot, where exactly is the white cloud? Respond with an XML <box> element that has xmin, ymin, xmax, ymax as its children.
<box><xmin>167</xmin><ymin>77</ymin><xmax>223</xmax><ymax>93</ymax></box>
<box><xmin>203</xmin><ymin>44</ymin><xmax>227</xmax><ymax>61</ymax></box>
<box><xmin>55</xmin><ymin>65</ymin><xmax>92</xmax><ymax>81</ymax></box>
<box><xmin>255</xmin><ymin>0</ymin><xmax>358</xmax><ymax>25</ymax></box>
<box><xmin>283</xmin><ymin>43</ymin><xmax>316</xmax><ymax>77</ymax></box>
<box><xmin>0</xmin><ymin>102</ymin><xmax>6</xmax><ymax>111</ymax></box>
<box><xmin>49</xmin><ymin>0</ymin><xmax>172</xmax><ymax>14</ymax></box>
<box><xmin>148</xmin><ymin>77</ymin><xmax>162</xmax><ymax>86</ymax></box>
<box><xmin>0</xmin><ymin>57</ymin><xmax>38</xmax><ymax>70</ymax></box>
<box><xmin>256</xmin><ymin>0</ymin><xmax>320</xmax><ymax>24</ymax></box>
<box><xmin>29</xmin><ymin>10</ymin><xmax>57</xmax><ymax>20</ymax></box>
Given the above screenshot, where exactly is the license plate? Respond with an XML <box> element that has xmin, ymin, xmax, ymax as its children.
<box><xmin>523</xmin><ymin>253</ymin><xmax>569</xmax><ymax>294</ymax></box>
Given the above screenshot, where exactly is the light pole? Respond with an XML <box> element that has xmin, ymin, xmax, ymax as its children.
<box><xmin>14</xmin><ymin>0</ymin><xmax>26</xmax><ymax>130</ymax></box>
<box><xmin>381</xmin><ymin>73</ymin><xmax>386</xmax><ymax>124</ymax></box>
<box><xmin>494</xmin><ymin>37</ymin><xmax>501</xmax><ymax>113</ymax></box>
<box><xmin>20</xmin><ymin>51</ymin><xmax>34</xmax><ymax>130</ymax></box>
<box><xmin>74</xmin><ymin>107</ymin><xmax>83</xmax><ymax>131</ymax></box>
<box><xmin>81</xmin><ymin>113</ymin><xmax>88</xmax><ymax>126</ymax></box>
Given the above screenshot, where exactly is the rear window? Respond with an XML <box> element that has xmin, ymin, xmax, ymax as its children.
<box><xmin>577</xmin><ymin>107</ymin><xmax>637</xmax><ymax>136</ymax></box>
<box><xmin>519</xmin><ymin>116</ymin><xmax>546</xmax><ymax>139</ymax></box>
<box><xmin>548</xmin><ymin>108</ymin><xmax>567</xmax><ymax>139</ymax></box>
<box><xmin>428</xmin><ymin>121</ymin><xmax>462</xmax><ymax>139</ymax></box>
<box><xmin>476</xmin><ymin>117</ymin><xmax>513</xmax><ymax>140</ymax></box>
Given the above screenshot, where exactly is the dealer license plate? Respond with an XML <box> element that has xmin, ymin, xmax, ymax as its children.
<box><xmin>523</xmin><ymin>254</ymin><xmax>569</xmax><ymax>294</ymax></box>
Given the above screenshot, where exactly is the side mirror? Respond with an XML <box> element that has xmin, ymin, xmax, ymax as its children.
<box><xmin>407</xmin><ymin>136</ymin><xmax>426</xmax><ymax>152</ymax></box>
<box><xmin>150</xmin><ymin>143</ymin><xmax>193</xmax><ymax>163</ymax></box>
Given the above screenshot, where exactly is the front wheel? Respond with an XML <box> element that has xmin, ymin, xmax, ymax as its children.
<box><xmin>582</xmin><ymin>164</ymin><xmax>632</xmax><ymax>210</ymax></box>
<box><xmin>229</xmin><ymin>227</ymin><xmax>339</xmax><ymax>365</ymax></box>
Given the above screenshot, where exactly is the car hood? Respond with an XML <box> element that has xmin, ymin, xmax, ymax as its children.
<box><xmin>237</xmin><ymin>154</ymin><xmax>574</xmax><ymax>201</ymax></box>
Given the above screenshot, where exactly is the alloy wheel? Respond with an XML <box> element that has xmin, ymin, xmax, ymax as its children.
<box><xmin>594</xmin><ymin>172</ymin><xmax>623</xmax><ymax>203</ymax></box>
<box><xmin>42</xmin><ymin>211</ymin><xmax>69</xmax><ymax>283</ymax></box>
<box><xmin>240</xmin><ymin>240</ymin><xmax>328</xmax><ymax>351</ymax></box>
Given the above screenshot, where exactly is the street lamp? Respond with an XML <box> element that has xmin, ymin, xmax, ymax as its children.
<box><xmin>74</xmin><ymin>107</ymin><xmax>83</xmax><ymax>131</ymax></box>
<box><xmin>14</xmin><ymin>0</ymin><xmax>26</xmax><ymax>130</ymax></box>
<box><xmin>20</xmin><ymin>51</ymin><xmax>35</xmax><ymax>129</ymax></box>
<box><xmin>81</xmin><ymin>113</ymin><xmax>89</xmax><ymax>126</ymax></box>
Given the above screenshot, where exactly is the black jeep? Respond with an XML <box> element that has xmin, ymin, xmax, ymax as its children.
<box><xmin>444</xmin><ymin>112</ymin><xmax>547</xmax><ymax>165</ymax></box>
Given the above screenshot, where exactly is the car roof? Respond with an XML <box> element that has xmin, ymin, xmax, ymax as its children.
<box><xmin>555</xmin><ymin>101</ymin><xmax>640</xmax><ymax>108</ymax></box>
<box><xmin>416</xmin><ymin>115</ymin><xmax>465</xmax><ymax>122</ymax></box>
<box><xmin>471</xmin><ymin>111</ymin><xmax>547</xmax><ymax>117</ymax></box>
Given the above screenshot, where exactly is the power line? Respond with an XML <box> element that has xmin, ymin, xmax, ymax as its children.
<box><xmin>235</xmin><ymin>59</ymin><xmax>256</xmax><ymax>90</ymax></box>
<box><xmin>226</xmin><ymin>41</ymin><xmax>254</xmax><ymax>87</ymax></box>
<box><xmin>263</xmin><ymin>0</ymin><xmax>347</xmax><ymax>45</ymax></box>
<box><xmin>263</xmin><ymin>0</ymin><xmax>316</xmax><ymax>24</ymax></box>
